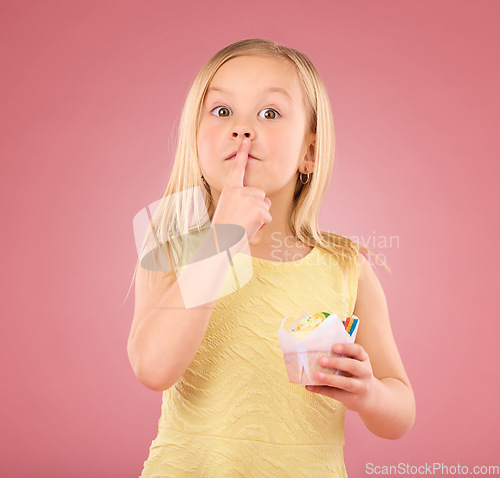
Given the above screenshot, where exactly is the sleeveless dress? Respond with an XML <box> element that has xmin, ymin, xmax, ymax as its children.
<box><xmin>139</xmin><ymin>244</ymin><xmax>359</xmax><ymax>477</ymax></box>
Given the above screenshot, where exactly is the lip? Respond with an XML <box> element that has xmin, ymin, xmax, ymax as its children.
<box><xmin>225</xmin><ymin>154</ymin><xmax>259</xmax><ymax>161</ymax></box>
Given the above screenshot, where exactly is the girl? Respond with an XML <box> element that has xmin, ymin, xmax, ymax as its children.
<box><xmin>128</xmin><ymin>38</ymin><xmax>415</xmax><ymax>477</ymax></box>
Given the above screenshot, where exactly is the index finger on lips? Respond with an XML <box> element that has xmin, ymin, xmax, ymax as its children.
<box><xmin>225</xmin><ymin>138</ymin><xmax>250</xmax><ymax>188</ymax></box>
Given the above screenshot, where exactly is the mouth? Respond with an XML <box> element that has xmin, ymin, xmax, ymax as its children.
<box><xmin>225</xmin><ymin>154</ymin><xmax>259</xmax><ymax>161</ymax></box>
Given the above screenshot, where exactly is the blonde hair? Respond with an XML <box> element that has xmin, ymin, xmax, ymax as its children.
<box><xmin>125</xmin><ymin>38</ymin><xmax>390</xmax><ymax>303</ymax></box>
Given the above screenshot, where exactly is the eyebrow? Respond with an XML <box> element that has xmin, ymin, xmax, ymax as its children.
<box><xmin>206</xmin><ymin>85</ymin><xmax>292</xmax><ymax>101</ymax></box>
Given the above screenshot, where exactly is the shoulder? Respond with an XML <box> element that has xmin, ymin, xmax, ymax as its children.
<box><xmin>356</xmin><ymin>251</ymin><xmax>371</xmax><ymax>282</ymax></box>
<box><xmin>354</xmin><ymin>252</ymin><xmax>388</xmax><ymax>313</ymax></box>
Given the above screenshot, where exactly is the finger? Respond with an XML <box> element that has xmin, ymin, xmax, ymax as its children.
<box><xmin>263</xmin><ymin>209</ymin><xmax>272</xmax><ymax>225</ymax></box>
<box><xmin>305</xmin><ymin>385</ymin><xmax>352</xmax><ymax>405</ymax></box>
<box><xmin>314</xmin><ymin>370</ymin><xmax>360</xmax><ymax>393</ymax></box>
<box><xmin>333</xmin><ymin>343</ymin><xmax>368</xmax><ymax>362</ymax></box>
<box><xmin>243</xmin><ymin>186</ymin><xmax>266</xmax><ymax>199</ymax></box>
<box><xmin>245</xmin><ymin>188</ymin><xmax>270</xmax><ymax>208</ymax></box>
<box><xmin>257</xmin><ymin>210</ymin><xmax>272</xmax><ymax>231</ymax></box>
<box><xmin>318</xmin><ymin>355</ymin><xmax>364</xmax><ymax>378</ymax></box>
<box><xmin>225</xmin><ymin>138</ymin><xmax>250</xmax><ymax>188</ymax></box>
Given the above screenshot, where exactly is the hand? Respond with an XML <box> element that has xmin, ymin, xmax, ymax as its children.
<box><xmin>212</xmin><ymin>138</ymin><xmax>272</xmax><ymax>243</ymax></box>
<box><xmin>305</xmin><ymin>343</ymin><xmax>378</xmax><ymax>414</ymax></box>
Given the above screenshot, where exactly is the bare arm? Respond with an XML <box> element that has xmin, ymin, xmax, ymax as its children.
<box><xmin>128</xmin><ymin>138</ymin><xmax>272</xmax><ymax>392</ymax></box>
<box><xmin>306</xmin><ymin>253</ymin><xmax>415</xmax><ymax>439</ymax></box>
<box><xmin>127</xmin><ymin>233</ymin><xmax>232</xmax><ymax>392</ymax></box>
<box><xmin>354</xmin><ymin>253</ymin><xmax>415</xmax><ymax>438</ymax></box>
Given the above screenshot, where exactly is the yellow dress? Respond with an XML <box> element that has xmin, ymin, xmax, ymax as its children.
<box><xmin>140</xmin><ymin>244</ymin><xmax>359</xmax><ymax>477</ymax></box>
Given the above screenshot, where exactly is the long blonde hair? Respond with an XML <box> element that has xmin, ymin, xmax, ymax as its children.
<box><xmin>125</xmin><ymin>38</ymin><xmax>390</xmax><ymax>303</ymax></box>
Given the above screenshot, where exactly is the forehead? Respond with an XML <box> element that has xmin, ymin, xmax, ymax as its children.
<box><xmin>206</xmin><ymin>55</ymin><xmax>303</xmax><ymax>100</ymax></box>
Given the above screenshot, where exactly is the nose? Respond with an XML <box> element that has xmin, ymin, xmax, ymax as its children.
<box><xmin>231</xmin><ymin>126</ymin><xmax>255</xmax><ymax>141</ymax></box>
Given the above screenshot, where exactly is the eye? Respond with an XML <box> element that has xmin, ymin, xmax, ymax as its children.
<box><xmin>258</xmin><ymin>108</ymin><xmax>281</xmax><ymax>120</ymax></box>
<box><xmin>211</xmin><ymin>106</ymin><xmax>232</xmax><ymax>117</ymax></box>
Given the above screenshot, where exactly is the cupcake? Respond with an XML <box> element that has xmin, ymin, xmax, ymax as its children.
<box><xmin>278</xmin><ymin>312</ymin><xmax>359</xmax><ymax>385</ymax></box>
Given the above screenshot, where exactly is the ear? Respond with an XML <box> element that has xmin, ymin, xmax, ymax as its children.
<box><xmin>302</xmin><ymin>135</ymin><xmax>316</xmax><ymax>173</ymax></box>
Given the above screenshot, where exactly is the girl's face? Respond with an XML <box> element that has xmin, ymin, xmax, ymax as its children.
<box><xmin>197</xmin><ymin>55</ymin><xmax>315</xmax><ymax>197</ymax></box>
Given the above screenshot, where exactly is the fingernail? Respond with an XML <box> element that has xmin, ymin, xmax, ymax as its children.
<box><xmin>334</xmin><ymin>344</ymin><xmax>343</xmax><ymax>353</ymax></box>
<box><xmin>242</xmin><ymin>138</ymin><xmax>249</xmax><ymax>144</ymax></box>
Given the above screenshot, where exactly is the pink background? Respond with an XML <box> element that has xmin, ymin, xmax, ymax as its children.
<box><xmin>2</xmin><ymin>1</ymin><xmax>498</xmax><ymax>476</ymax></box>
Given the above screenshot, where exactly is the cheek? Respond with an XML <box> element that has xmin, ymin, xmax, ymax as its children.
<box><xmin>197</xmin><ymin>128</ymin><xmax>213</xmax><ymax>168</ymax></box>
<box><xmin>197</xmin><ymin>131</ymin><xmax>222</xmax><ymax>185</ymax></box>
<box><xmin>273</xmin><ymin>140</ymin><xmax>300</xmax><ymax>169</ymax></box>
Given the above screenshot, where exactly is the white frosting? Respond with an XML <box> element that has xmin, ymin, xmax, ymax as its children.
<box><xmin>289</xmin><ymin>314</ymin><xmax>326</xmax><ymax>340</ymax></box>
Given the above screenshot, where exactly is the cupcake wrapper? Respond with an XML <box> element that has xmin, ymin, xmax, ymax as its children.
<box><xmin>278</xmin><ymin>312</ymin><xmax>359</xmax><ymax>385</ymax></box>
<box><xmin>295</xmin><ymin>341</ymin><xmax>310</xmax><ymax>381</ymax></box>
